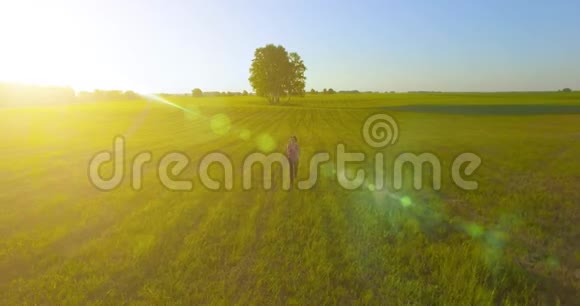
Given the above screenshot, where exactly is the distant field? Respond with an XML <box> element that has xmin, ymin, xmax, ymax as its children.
<box><xmin>161</xmin><ymin>91</ymin><xmax>580</xmax><ymax>108</ymax></box>
<box><xmin>0</xmin><ymin>93</ymin><xmax>579</xmax><ymax>304</ymax></box>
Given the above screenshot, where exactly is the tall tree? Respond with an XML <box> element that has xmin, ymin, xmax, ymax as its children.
<box><xmin>249</xmin><ymin>44</ymin><xmax>306</xmax><ymax>104</ymax></box>
<box><xmin>192</xmin><ymin>88</ymin><xmax>203</xmax><ymax>97</ymax></box>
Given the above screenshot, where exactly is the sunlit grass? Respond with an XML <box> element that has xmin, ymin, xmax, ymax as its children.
<box><xmin>0</xmin><ymin>93</ymin><xmax>578</xmax><ymax>304</ymax></box>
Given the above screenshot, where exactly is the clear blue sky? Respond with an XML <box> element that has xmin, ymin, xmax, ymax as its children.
<box><xmin>1</xmin><ymin>0</ymin><xmax>579</xmax><ymax>93</ymax></box>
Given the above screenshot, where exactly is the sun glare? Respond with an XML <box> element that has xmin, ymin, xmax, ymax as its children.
<box><xmin>0</xmin><ymin>1</ymin><xmax>132</xmax><ymax>92</ymax></box>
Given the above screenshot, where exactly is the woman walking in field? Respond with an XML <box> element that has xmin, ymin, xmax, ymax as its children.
<box><xmin>287</xmin><ymin>136</ymin><xmax>300</xmax><ymax>184</ymax></box>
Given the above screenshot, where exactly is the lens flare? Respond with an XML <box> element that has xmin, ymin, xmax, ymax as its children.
<box><xmin>256</xmin><ymin>133</ymin><xmax>276</xmax><ymax>152</ymax></box>
<box><xmin>144</xmin><ymin>94</ymin><xmax>195</xmax><ymax>115</ymax></box>
<box><xmin>239</xmin><ymin>129</ymin><xmax>251</xmax><ymax>140</ymax></box>
<box><xmin>465</xmin><ymin>223</ymin><xmax>484</xmax><ymax>238</ymax></box>
<box><xmin>184</xmin><ymin>105</ymin><xmax>201</xmax><ymax>120</ymax></box>
<box><xmin>400</xmin><ymin>196</ymin><xmax>412</xmax><ymax>207</ymax></box>
<box><xmin>211</xmin><ymin>114</ymin><xmax>231</xmax><ymax>135</ymax></box>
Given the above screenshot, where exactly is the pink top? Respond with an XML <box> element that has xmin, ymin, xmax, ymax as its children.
<box><xmin>287</xmin><ymin>142</ymin><xmax>300</xmax><ymax>161</ymax></box>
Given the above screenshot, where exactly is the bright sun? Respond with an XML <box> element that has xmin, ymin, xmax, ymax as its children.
<box><xmin>0</xmin><ymin>1</ymin><xmax>128</xmax><ymax>92</ymax></box>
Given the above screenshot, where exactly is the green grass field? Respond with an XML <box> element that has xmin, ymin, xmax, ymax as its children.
<box><xmin>1</xmin><ymin>92</ymin><xmax>579</xmax><ymax>304</ymax></box>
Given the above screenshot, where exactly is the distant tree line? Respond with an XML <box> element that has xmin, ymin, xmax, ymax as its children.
<box><xmin>2</xmin><ymin>81</ymin><xmax>574</xmax><ymax>109</ymax></box>
<box><xmin>309</xmin><ymin>88</ymin><xmax>336</xmax><ymax>95</ymax></box>
<box><xmin>0</xmin><ymin>83</ymin><xmax>143</xmax><ymax>107</ymax></box>
<box><xmin>78</xmin><ymin>90</ymin><xmax>140</xmax><ymax>101</ymax></box>
<box><xmin>0</xmin><ymin>83</ymin><xmax>75</xmax><ymax>107</ymax></box>
<box><xmin>191</xmin><ymin>88</ymin><xmax>251</xmax><ymax>97</ymax></box>
<box><xmin>308</xmin><ymin>89</ymin><xmax>393</xmax><ymax>95</ymax></box>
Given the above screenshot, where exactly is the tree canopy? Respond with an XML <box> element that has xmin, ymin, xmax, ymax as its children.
<box><xmin>249</xmin><ymin>44</ymin><xmax>306</xmax><ymax>104</ymax></box>
<box><xmin>192</xmin><ymin>88</ymin><xmax>203</xmax><ymax>97</ymax></box>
